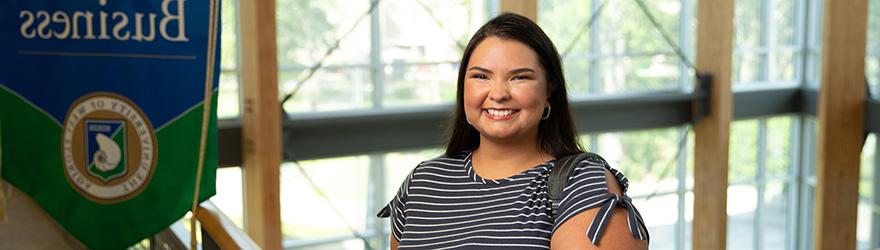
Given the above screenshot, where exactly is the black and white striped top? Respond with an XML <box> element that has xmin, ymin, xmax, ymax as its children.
<box><xmin>377</xmin><ymin>151</ymin><xmax>648</xmax><ymax>249</ymax></box>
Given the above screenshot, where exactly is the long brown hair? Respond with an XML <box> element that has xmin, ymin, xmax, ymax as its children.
<box><xmin>444</xmin><ymin>13</ymin><xmax>583</xmax><ymax>158</ymax></box>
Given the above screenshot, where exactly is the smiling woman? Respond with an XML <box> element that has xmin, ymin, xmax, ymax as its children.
<box><xmin>377</xmin><ymin>13</ymin><xmax>649</xmax><ymax>249</ymax></box>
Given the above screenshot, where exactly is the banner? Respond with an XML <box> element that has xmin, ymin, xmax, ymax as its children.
<box><xmin>0</xmin><ymin>0</ymin><xmax>219</xmax><ymax>249</ymax></box>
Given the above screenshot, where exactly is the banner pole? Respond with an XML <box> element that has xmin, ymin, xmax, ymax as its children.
<box><xmin>191</xmin><ymin>0</ymin><xmax>221</xmax><ymax>248</ymax></box>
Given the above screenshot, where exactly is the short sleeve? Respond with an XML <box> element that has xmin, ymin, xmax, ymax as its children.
<box><xmin>551</xmin><ymin>155</ymin><xmax>649</xmax><ymax>245</ymax></box>
<box><xmin>376</xmin><ymin>166</ymin><xmax>416</xmax><ymax>242</ymax></box>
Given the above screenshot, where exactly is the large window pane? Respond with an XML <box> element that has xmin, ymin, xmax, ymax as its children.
<box><xmin>728</xmin><ymin>185</ymin><xmax>758</xmax><ymax>250</ymax></box>
<box><xmin>598</xmin><ymin>0</ymin><xmax>680</xmax><ymax>54</ymax></box>
<box><xmin>217</xmin><ymin>0</ymin><xmax>240</xmax><ymax>119</ymax></box>
<box><xmin>379</xmin><ymin>0</ymin><xmax>488</xmax><ymax>108</ymax></box>
<box><xmin>770</xmin><ymin>51</ymin><xmax>796</xmax><ymax>82</ymax></box>
<box><xmin>276</xmin><ymin>0</ymin><xmax>370</xmax><ymax>67</ymax></box>
<box><xmin>857</xmin><ymin>203</ymin><xmax>875</xmax><ymax>250</ymax></box>
<box><xmin>281</xmin><ymin>68</ymin><xmax>374</xmax><ymax>112</ymax></box>
<box><xmin>867</xmin><ymin>0</ymin><xmax>880</xmax><ymax>95</ymax></box>
<box><xmin>587</xmin><ymin>126</ymin><xmax>692</xmax><ymax>249</ymax></box>
<box><xmin>733</xmin><ymin>53</ymin><xmax>761</xmax><ymax>84</ymax></box>
<box><xmin>539</xmin><ymin>0</ymin><xmax>691</xmax><ymax>95</ymax></box>
<box><xmin>595</xmin><ymin>127</ymin><xmax>685</xmax><ymax>196</ymax></box>
<box><xmin>220</xmin><ymin>0</ymin><xmax>238</xmax><ymax>70</ymax></box>
<box><xmin>281</xmin><ymin>157</ymin><xmax>369</xmax><ymax>241</ymax></box>
<box><xmin>730</xmin><ymin>119</ymin><xmax>759</xmax><ymax>183</ymax></box>
<box><xmin>382</xmin><ymin>63</ymin><xmax>457</xmax><ymax>107</ymax></box>
<box><xmin>771</xmin><ymin>0</ymin><xmax>796</xmax><ymax>46</ymax></box>
<box><xmin>766</xmin><ymin>116</ymin><xmax>793</xmax><ymax>179</ymax></box>
<box><xmin>762</xmin><ymin>181</ymin><xmax>792</xmax><ymax>249</ymax></box>
<box><xmin>598</xmin><ymin>55</ymin><xmax>681</xmax><ymax>93</ymax></box>
<box><xmin>212</xmin><ymin>167</ymin><xmax>244</xmax><ymax>228</ymax></box>
<box><xmin>733</xmin><ymin>0</ymin><xmax>798</xmax><ymax>86</ymax></box>
<box><xmin>277</xmin><ymin>0</ymin><xmax>371</xmax><ymax>113</ymax></box>
<box><xmin>735</xmin><ymin>0</ymin><xmax>762</xmax><ymax>49</ymax></box>
<box><xmin>379</xmin><ymin>0</ymin><xmax>481</xmax><ymax>63</ymax></box>
<box><xmin>858</xmin><ymin>134</ymin><xmax>879</xmax><ymax>249</ymax></box>
<box><xmin>539</xmin><ymin>0</ymin><xmax>593</xmax><ymax>59</ymax></box>
<box><xmin>634</xmin><ymin>194</ymin><xmax>678</xmax><ymax>250</ymax></box>
<box><xmin>218</xmin><ymin>72</ymin><xmax>241</xmax><ymax>118</ymax></box>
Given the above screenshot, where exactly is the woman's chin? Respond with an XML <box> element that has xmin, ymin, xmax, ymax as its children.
<box><xmin>479</xmin><ymin>130</ymin><xmax>525</xmax><ymax>142</ymax></box>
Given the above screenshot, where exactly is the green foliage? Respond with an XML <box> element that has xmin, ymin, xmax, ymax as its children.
<box><xmin>276</xmin><ymin>0</ymin><xmax>338</xmax><ymax>67</ymax></box>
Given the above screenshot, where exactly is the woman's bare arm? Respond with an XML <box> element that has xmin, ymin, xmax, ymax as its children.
<box><xmin>549</xmin><ymin>169</ymin><xmax>648</xmax><ymax>250</ymax></box>
<box><xmin>390</xmin><ymin>236</ymin><xmax>399</xmax><ymax>250</ymax></box>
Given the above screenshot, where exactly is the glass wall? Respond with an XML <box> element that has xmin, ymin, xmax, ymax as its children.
<box><xmin>540</xmin><ymin>0</ymin><xmax>693</xmax><ymax>96</ymax></box>
<box><xmin>276</xmin><ymin>0</ymin><xmax>491</xmax><ymax>112</ymax></box>
<box><xmin>204</xmin><ymin>0</ymin><xmax>880</xmax><ymax>249</ymax></box>
<box><xmin>859</xmin><ymin>1</ymin><xmax>880</xmax><ymax>249</ymax></box>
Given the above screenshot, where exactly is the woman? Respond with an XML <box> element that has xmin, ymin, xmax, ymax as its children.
<box><xmin>378</xmin><ymin>13</ymin><xmax>649</xmax><ymax>249</ymax></box>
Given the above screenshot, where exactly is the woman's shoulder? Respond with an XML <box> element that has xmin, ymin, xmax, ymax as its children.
<box><xmin>568</xmin><ymin>152</ymin><xmax>629</xmax><ymax>193</ymax></box>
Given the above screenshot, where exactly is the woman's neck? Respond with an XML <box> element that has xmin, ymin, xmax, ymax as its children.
<box><xmin>472</xmin><ymin>136</ymin><xmax>552</xmax><ymax>180</ymax></box>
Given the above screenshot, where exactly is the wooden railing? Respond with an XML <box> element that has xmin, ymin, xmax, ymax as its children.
<box><xmin>153</xmin><ymin>201</ymin><xmax>260</xmax><ymax>250</ymax></box>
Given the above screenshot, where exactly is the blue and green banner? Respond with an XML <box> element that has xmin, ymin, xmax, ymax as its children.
<box><xmin>0</xmin><ymin>0</ymin><xmax>220</xmax><ymax>249</ymax></box>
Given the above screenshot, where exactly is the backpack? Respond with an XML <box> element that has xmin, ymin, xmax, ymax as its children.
<box><xmin>548</xmin><ymin>152</ymin><xmax>605</xmax><ymax>218</ymax></box>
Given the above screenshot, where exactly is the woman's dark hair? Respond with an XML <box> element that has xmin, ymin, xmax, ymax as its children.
<box><xmin>444</xmin><ymin>12</ymin><xmax>583</xmax><ymax>158</ymax></box>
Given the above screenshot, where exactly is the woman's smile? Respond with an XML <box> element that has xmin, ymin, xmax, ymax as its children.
<box><xmin>483</xmin><ymin>108</ymin><xmax>520</xmax><ymax>120</ymax></box>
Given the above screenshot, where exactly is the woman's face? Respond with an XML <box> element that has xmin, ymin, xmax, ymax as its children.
<box><xmin>464</xmin><ymin>36</ymin><xmax>548</xmax><ymax>143</ymax></box>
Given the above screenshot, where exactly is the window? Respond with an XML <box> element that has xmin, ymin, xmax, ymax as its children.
<box><xmin>727</xmin><ymin>116</ymin><xmax>798</xmax><ymax>250</ymax></box>
<box><xmin>276</xmin><ymin>0</ymin><xmax>491</xmax><ymax>113</ymax></box>
<box><xmin>540</xmin><ymin>0</ymin><xmax>694</xmax><ymax>96</ymax></box>
<box><xmin>858</xmin><ymin>1</ymin><xmax>880</xmax><ymax>249</ymax></box>
<box><xmin>586</xmin><ymin>127</ymin><xmax>693</xmax><ymax>250</ymax></box>
<box><xmin>218</xmin><ymin>0</ymin><xmax>241</xmax><ymax>119</ymax></box>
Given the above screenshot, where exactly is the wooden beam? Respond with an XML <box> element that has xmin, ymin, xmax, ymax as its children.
<box><xmin>238</xmin><ymin>0</ymin><xmax>282</xmax><ymax>249</ymax></box>
<box><xmin>693</xmin><ymin>0</ymin><xmax>734</xmax><ymax>249</ymax></box>
<box><xmin>814</xmin><ymin>0</ymin><xmax>868</xmax><ymax>249</ymax></box>
<box><xmin>499</xmin><ymin>0</ymin><xmax>537</xmax><ymax>21</ymax></box>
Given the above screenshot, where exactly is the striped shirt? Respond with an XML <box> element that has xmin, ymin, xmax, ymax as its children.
<box><xmin>377</xmin><ymin>151</ymin><xmax>648</xmax><ymax>249</ymax></box>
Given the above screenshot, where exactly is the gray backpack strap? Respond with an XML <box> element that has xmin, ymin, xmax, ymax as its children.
<box><xmin>549</xmin><ymin>153</ymin><xmax>590</xmax><ymax>218</ymax></box>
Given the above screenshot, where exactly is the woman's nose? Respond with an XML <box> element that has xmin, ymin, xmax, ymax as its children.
<box><xmin>488</xmin><ymin>80</ymin><xmax>511</xmax><ymax>102</ymax></box>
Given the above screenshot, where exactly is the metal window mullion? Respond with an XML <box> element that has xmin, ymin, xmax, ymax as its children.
<box><xmin>675</xmin><ymin>0</ymin><xmax>693</xmax><ymax>248</ymax></box>
<box><xmin>588</xmin><ymin>0</ymin><xmax>601</xmax><ymax>152</ymax></box>
<box><xmin>759</xmin><ymin>0</ymin><xmax>771</xmax><ymax>83</ymax></box>
<box><xmin>755</xmin><ymin>119</ymin><xmax>768</xmax><ymax>250</ymax></box>
<box><xmin>233</xmin><ymin>0</ymin><xmax>243</xmax><ymax>119</ymax></box>
<box><xmin>793</xmin><ymin>0</ymin><xmax>806</xmax><ymax>87</ymax></box>
<box><xmin>679</xmin><ymin>0</ymin><xmax>694</xmax><ymax>92</ymax></box>
<box><xmin>806</xmin><ymin>0</ymin><xmax>822</xmax><ymax>87</ymax></box>
<box><xmin>798</xmin><ymin>116</ymin><xmax>817</xmax><ymax>250</ymax></box>
<box><xmin>370</xmin><ymin>0</ymin><xmax>383</xmax><ymax>109</ymax></box>
<box><xmin>676</xmin><ymin>125</ymin><xmax>689</xmax><ymax>250</ymax></box>
<box><xmin>873</xmin><ymin>135</ymin><xmax>880</xmax><ymax>248</ymax></box>
<box><xmin>589</xmin><ymin>0</ymin><xmax>602</xmax><ymax>94</ymax></box>
<box><xmin>366</xmin><ymin>1</ymin><xmax>383</xmax><ymax>249</ymax></box>
<box><xmin>366</xmin><ymin>154</ymin><xmax>387</xmax><ymax>250</ymax></box>
<box><xmin>787</xmin><ymin>115</ymin><xmax>802</xmax><ymax>250</ymax></box>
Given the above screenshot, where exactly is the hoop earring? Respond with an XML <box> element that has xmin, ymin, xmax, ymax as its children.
<box><xmin>541</xmin><ymin>105</ymin><xmax>551</xmax><ymax>120</ymax></box>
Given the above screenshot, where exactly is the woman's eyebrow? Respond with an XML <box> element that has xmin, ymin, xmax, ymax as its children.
<box><xmin>509</xmin><ymin>68</ymin><xmax>536</xmax><ymax>74</ymax></box>
<box><xmin>468</xmin><ymin>66</ymin><xmax>493</xmax><ymax>74</ymax></box>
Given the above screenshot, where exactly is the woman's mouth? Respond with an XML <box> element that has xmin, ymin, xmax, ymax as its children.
<box><xmin>483</xmin><ymin>108</ymin><xmax>519</xmax><ymax>120</ymax></box>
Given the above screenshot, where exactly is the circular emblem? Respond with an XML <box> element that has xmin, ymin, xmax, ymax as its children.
<box><xmin>62</xmin><ymin>92</ymin><xmax>157</xmax><ymax>203</ymax></box>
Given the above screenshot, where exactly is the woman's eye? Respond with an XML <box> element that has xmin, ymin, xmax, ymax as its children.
<box><xmin>512</xmin><ymin>75</ymin><xmax>531</xmax><ymax>81</ymax></box>
<box><xmin>471</xmin><ymin>74</ymin><xmax>489</xmax><ymax>80</ymax></box>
